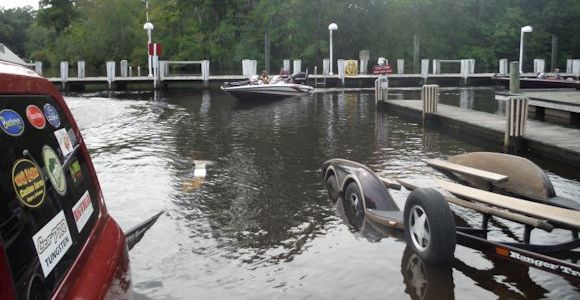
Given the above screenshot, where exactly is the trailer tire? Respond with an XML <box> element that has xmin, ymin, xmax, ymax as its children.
<box><xmin>344</xmin><ymin>181</ymin><xmax>365</xmax><ymax>228</ymax></box>
<box><xmin>404</xmin><ymin>188</ymin><xmax>456</xmax><ymax>264</ymax></box>
<box><xmin>326</xmin><ymin>174</ymin><xmax>340</xmax><ymax>202</ymax></box>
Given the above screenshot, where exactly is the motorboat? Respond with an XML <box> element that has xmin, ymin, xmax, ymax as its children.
<box><xmin>221</xmin><ymin>72</ymin><xmax>314</xmax><ymax>100</ymax></box>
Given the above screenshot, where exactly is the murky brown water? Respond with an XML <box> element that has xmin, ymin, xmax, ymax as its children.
<box><xmin>65</xmin><ymin>88</ymin><xmax>579</xmax><ymax>299</ymax></box>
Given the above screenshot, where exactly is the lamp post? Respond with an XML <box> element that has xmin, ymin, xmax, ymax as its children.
<box><xmin>143</xmin><ymin>22</ymin><xmax>154</xmax><ymax>77</ymax></box>
<box><xmin>328</xmin><ymin>23</ymin><xmax>338</xmax><ymax>75</ymax></box>
<box><xmin>519</xmin><ymin>25</ymin><xmax>533</xmax><ymax>74</ymax></box>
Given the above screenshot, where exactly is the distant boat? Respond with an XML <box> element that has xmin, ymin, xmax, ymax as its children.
<box><xmin>221</xmin><ymin>72</ymin><xmax>313</xmax><ymax>100</ymax></box>
<box><xmin>494</xmin><ymin>76</ymin><xmax>580</xmax><ymax>89</ymax></box>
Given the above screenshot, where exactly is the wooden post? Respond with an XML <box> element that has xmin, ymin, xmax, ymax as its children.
<box><xmin>202</xmin><ymin>60</ymin><xmax>210</xmax><ymax>89</ymax></box>
<box><xmin>359</xmin><ymin>50</ymin><xmax>369</xmax><ymax>75</ymax></box>
<box><xmin>413</xmin><ymin>34</ymin><xmax>420</xmax><ymax>73</ymax></box>
<box><xmin>421</xmin><ymin>59</ymin><xmax>429</xmax><ymax>78</ymax></box>
<box><xmin>375</xmin><ymin>76</ymin><xmax>388</xmax><ymax>103</ymax></box>
<box><xmin>533</xmin><ymin>59</ymin><xmax>545</xmax><ymax>74</ymax></box>
<box><xmin>505</xmin><ymin>96</ymin><xmax>529</xmax><ymax>153</ymax></box>
<box><xmin>137</xmin><ymin>66</ymin><xmax>141</xmax><ymax>77</ymax></box>
<box><xmin>34</xmin><ymin>61</ymin><xmax>43</xmax><ymax>75</ymax></box>
<box><xmin>509</xmin><ymin>61</ymin><xmax>520</xmax><ymax>94</ymax></box>
<box><xmin>551</xmin><ymin>35</ymin><xmax>558</xmax><ymax>71</ymax></box>
<box><xmin>573</xmin><ymin>59</ymin><xmax>580</xmax><ymax>79</ymax></box>
<box><xmin>422</xmin><ymin>84</ymin><xmax>439</xmax><ymax>123</ymax></box>
<box><xmin>337</xmin><ymin>59</ymin><xmax>345</xmax><ymax>86</ymax></box>
<box><xmin>60</xmin><ymin>61</ymin><xmax>69</xmax><ymax>90</ymax></box>
<box><xmin>499</xmin><ymin>59</ymin><xmax>508</xmax><ymax>75</ymax></box>
<box><xmin>77</xmin><ymin>61</ymin><xmax>85</xmax><ymax>78</ymax></box>
<box><xmin>397</xmin><ymin>59</ymin><xmax>404</xmax><ymax>74</ymax></box>
<box><xmin>106</xmin><ymin>61</ymin><xmax>115</xmax><ymax>90</ymax></box>
<box><xmin>129</xmin><ymin>66</ymin><xmax>133</xmax><ymax>77</ymax></box>
<box><xmin>293</xmin><ymin>59</ymin><xmax>301</xmax><ymax>74</ymax></box>
<box><xmin>323</xmin><ymin>59</ymin><xmax>330</xmax><ymax>75</ymax></box>
<box><xmin>120</xmin><ymin>60</ymin><xmax>128</xmax><ymax>78</ymax></box>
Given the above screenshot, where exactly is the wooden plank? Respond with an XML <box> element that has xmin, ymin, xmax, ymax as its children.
<box><xmin>435</xmin><ymin>179</ymin><xmax>580</xmax><ymax>229</ymax></box>
<box><xmin>427</xmin><ymin>159</ymin><xmax>508</xmax><ymax>183</ymax></box>
<box><xmin>396</xmin><ymin>179</ymin><xmax>553</xmax><ymax>231</ymax></box>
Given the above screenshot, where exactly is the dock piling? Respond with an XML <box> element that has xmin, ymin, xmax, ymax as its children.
<box><xmin>137</xmin><ymin>66</ymin><xmax>141</xmax><ymax>77</ymax></box>
<box><xmin>121</xmin><ymin>60</ymin><xmax>128</xmax><ymax>78</ymax></box>
<box><xmin>359</xmin><ymin>50</ymin><xmax>369</xmax><ymax>75</ymax></box>
<box><xmin>60</xmin><ymin>61</ymin><xmax>69</xmax><ymax>90</ymax></box>
<box><xmin>323</xmin><ymin>59</ymin><xmax>330</xmax><ymax>75</ymax></box>
<box><xmin>106</xmin><ymin>61</ymin><xmax>115</xmax><ymax>90</ymax></box>
<box><xmin>337</xmin><ymin>59</ymin><xmax>345</xmax><ymax>86</ymax></box>
<box><xmin>293</xmin><ymin>59</ymin><xmax>301</xmax><ymax>74</ymax></box>
<box><xmin>34</xmin><ymin>61</ymin><xmax>42</xmax><ymax>75</ymax></box>
<box><xmin>202</xmin><ymin>60</ymin><xmax>210</xmax><ymax>88</ymax></box>
<box><xmin>421</xmin><ymin>59</ymin><xmax>429</xmax><ymax>78</ymax></box>
<box><xmin>397</xmin><ymin>59</ymin><xmax>404</xmax><ymax>74</ymax></box>
<box><xmin>77</xmin><ymin>61</ymin><xmax>85</xmax><ymax>78</ymax></box>
<box><xmin>509</xmin><ymin>62</ymin><xmax>520</xmax><ymax>94</ymax></box>
<box><xmin>375</xmin><ymin>75</ymin><xmax>389</xmax><ymax>103</ymax></box>
<box><xmin>499</xmin><ymin>59</ymin><xmax>508</xmax><ymax>75</ymax></box>
<box><xmin>505</xmin><ymin>96</ymin><xmax>529</xmax><ymax>153</ymax></box>
<box><xmin>422</xmin><ymin>84</ymin><xmax>439</xmax><ymax>123</ymax></box>
<box><xmin>533</xmin><ymin>59</ymin><xmax>545</xmax><ymax>74</ymax></box>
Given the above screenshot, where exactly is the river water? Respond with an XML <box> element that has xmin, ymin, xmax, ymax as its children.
<box><xmin>64</xmin><ymin>88</ymin><xmax>579</xmax><ymax>299</ymax></box>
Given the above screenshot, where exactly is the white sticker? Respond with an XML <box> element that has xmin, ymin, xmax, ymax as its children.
<box><xmin>72</xmin><ymin>191</ymin><xmax>94</xmax><ymax>233</ymax></box>
<box><xmin>54</xmin><ymin>128</ymin><xmax>74</xmax><ymax>157</ymax></box>
<box><xmin>32</xmin><ymin>211</ymin><xmax>72</xmax><ymax>277</ymax></box>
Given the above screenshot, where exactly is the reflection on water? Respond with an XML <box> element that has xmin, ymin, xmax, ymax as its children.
<box><xmin>64</xmin><ymin>88</ymin><xmax>579</xmax><ymax>299</ymax></box>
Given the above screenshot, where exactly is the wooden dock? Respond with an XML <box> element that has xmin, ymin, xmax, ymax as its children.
<box><xmin>48</xmin><ymin>73</ymin><xmax>497</xmax><ymax>91</ymax></box>
<box><xmin>380</xmin><ymin>100</ymin><xmax>580</xmax><ymax>166</ymax></box>
<box><xmin>496</xmin><ymin>90</ymin><xmax>580</xmax><ymax>125</ymax></box>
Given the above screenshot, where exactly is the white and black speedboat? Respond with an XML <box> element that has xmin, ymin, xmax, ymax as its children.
<box><xmin>221</xmin><ymin>72</ymin><xmax>314</xmax><ymax>100</ymax></box>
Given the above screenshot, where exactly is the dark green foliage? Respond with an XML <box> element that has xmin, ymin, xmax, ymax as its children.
<box><xmin>0</xmin><ymin>0</ymin><xmax>579</xmax><ymax>72</ymax></box>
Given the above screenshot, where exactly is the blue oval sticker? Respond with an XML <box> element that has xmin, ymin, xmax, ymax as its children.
<box><xmin>43</xmin><ymin>103</ymin><xmax>61</xmax><ymax>128</ymax></box>
<box><xmin>0</xmin><ymin>109</ymin><xmax>25</xmax><ymax>136</ymax></box>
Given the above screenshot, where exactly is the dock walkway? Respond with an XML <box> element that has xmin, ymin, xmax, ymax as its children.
<box><xmin>381</xmin><ymin>100</ymin><xmax>580</xmax><ymax>165</ymax></box>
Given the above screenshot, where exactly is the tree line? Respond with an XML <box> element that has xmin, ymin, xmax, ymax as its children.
<box><xmin>1</xmin><ymin>0</ymin><xmax>579</xmax><ymax>73</ymax></box>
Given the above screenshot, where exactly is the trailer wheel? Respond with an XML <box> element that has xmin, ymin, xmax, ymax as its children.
<box><xmin>344</xmin><ymin>182</ymin><xmax>365</xmax><ymax>228</ymax></box>
<box><xmin>326</xmin><ymin>174</ymin><xmax>340</xmax><ymax>202</ymax></box>
<box><xmin>404</xmin><ymin>188</ymin><xmax>455</xmax><ymax>264</ymax></box>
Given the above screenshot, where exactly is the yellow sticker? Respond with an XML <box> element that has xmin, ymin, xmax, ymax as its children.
<box><xmin>12</xmin><ymin>159</ymin><xmax>46</xmax><ymax>208</ymax></box>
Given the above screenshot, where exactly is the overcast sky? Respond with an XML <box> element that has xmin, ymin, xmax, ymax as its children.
<box><xmin>1</xmin><ymin>0</ymin><xmax>39</xmax><ymax>10</ymax></box>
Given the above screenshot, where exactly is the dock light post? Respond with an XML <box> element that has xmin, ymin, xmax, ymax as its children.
<box><xmin>143</xmin><ymin>21</ymin><xmax>154</xmax><ymax>77</ymax></box>
<box><xmin>328</xmin><ymin>23</ymin><xmax>338</xmax><ymax>75</ymax></box>
<box><xmin>519</xmin><ymin>25</ymin><xmax>533</xmax><ymax>74</ymax></box>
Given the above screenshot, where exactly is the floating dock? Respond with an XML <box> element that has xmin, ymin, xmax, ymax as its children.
<box><xmin>48</xmin><ymin>74</ymin><xmax>497</xmax><ymax>91</ymax></box>
<box><xmin>380</xmin><ymin>100</ymin><xmax>580</xmax><ymax>167</ymax></box>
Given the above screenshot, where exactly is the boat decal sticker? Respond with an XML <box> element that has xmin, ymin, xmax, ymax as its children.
<box><xmin>12</xmin><ymin>159</ymin><xmax>46</xmax><ymax>208</ymax></box>
<box><xmin>69</xmin><ymin>159</ymin><xmax>84</xmax><ymax>184</ymax></box>
<box><xmin>42</xmin><ymin>145</ymin><xmax>67</xmax><ymax>196</ymax></box>
<box><xmin>54</xmin><ymin>128</ymin><xmax>74</xmax><ymax>157</ymax></box>
<box><xmin>32</xmin><ymin>211</ymin><xmax>72</xmax><ymax>277</ymax></box>
<box><xmin>0</xmin><ymin>109</ymin><xmax>25</xmax><ymax>136</ymax></box>
<box><xmin>496</xmin><ymin>247</ymin><xmax>580</xmax><ymax>279</ymax></box>
<box><xmin>72</xmin><ymin>191</ymin><xmax>94</xmax><ymax>233</ymax></box>
<box><xmin>43</xmin><ymin>103</ymin><xmax>61</xmax><ymax>128</ymax></box>
<box><xmin>26</xmin><ymin>105</ymin><xmax>46</xmax><ymax>129</ymax></box>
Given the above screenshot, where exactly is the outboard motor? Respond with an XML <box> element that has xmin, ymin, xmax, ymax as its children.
<box><xmin>291</xmin><ymin>72</ymin><xmax>307</xmax><ymax>84</ymax></box>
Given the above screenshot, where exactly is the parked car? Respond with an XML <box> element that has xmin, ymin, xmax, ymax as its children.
<box><xmin>0</xmin><ymin>60</ymin><xmax>132</xmax><ymax>299</ymax></box>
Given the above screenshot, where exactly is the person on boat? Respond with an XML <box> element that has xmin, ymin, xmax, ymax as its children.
<box><xmin>260</xmin><ymin>70</ymin><xmax>270</xmax><ymax>84</ymax></box>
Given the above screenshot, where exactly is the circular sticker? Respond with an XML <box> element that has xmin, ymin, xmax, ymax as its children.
<box><xmin>12</xmin><ymin>159</ymin><xmax>46</xmax><ymax>208</ymax></box>
<box><xmin>43</xmin><ymin>103</ymin><xmax>61</xmax><ymax>128</ymax></box>
<box><xmin>26</xmin><ymin>105</ymin><xmax>46</xmax><ymax>129</ymax></box>
<box><xmin>42</xmin><ymin>145</ymin><xmax>67</xmax><ymax>196</ymax></box>
<box><xmin>0</xmin><ymin>109</ymin><xmax>25</xmax><ymax>136</ymax></box>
